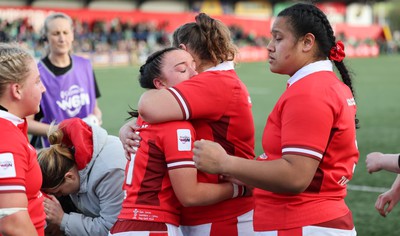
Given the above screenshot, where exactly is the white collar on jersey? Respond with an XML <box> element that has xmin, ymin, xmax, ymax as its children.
<box><xmin>204</xmin><ymin>61</ymin><xmax>234</xmax><ymax>72</ymax></box>
<box><xmin>0</xmin><ymin>110</ymin><xmax>25</xmax><ymax>126</ymax></box>
<box><xmin>287</xmin><ymin>60</ymin><xmax>333</xmax><ymax>88</ymax></box>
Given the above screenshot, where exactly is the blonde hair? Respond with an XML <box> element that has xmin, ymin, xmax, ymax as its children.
<box><xmin>42</xmin><ymin>12</ymin><xmax>73</xmax><ymax>38</ymax></box>
<box><xmin>38</xmin><ymin>123</ymin><xmax>75</xmax><ymax>189</ymax></box>
<box><xmin>0</xmin><ymin>43</ymin><xmax>33</xmax><ymax>97</ymax></box>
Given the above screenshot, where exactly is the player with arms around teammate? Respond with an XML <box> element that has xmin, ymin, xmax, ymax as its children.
<box><xmin>110</xmin><ymin>47</ymin><xmax>249</xmax><ymax>236</ymax></box>
<box><xmin>121</xmin><ymin>13</ymin><xmax>255</xmax><ymax>236</ymax></box>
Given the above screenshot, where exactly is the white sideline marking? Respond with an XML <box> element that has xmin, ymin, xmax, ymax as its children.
<box><xmin>347</xmin><ymin>184</ymin><xmax>389</xmax><ymax>193</ymax></box>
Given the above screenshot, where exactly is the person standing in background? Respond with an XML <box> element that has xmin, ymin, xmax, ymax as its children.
<box><xmin>28</xmin><ymin>12</ymin><xmax>102</xmax><ymax>148</ymax></box>
<box><xmin>193</xmin><ymin>3</ymin><xmax>359</xmax><ymax>235</ymax></box>
<box><xmin>0</xmin><ymin>43</ymin><xmax>46</xmax><ymax>236</ymax></box>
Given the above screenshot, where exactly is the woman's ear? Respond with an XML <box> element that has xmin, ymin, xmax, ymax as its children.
<box><xmin>302</xmin><ymin>33</ymin><xmax>316</xmax><ymax>52</ymax></box>
<box><xmin>64</xmin><ymin>170</ymin><xmax>76</xmax><ymax>181</ymax></box>
<box><xmin>153</xmin><ymin>78</ymin><xmax>167</xmax><ymax>89</ymax></box>
<box><xmin>179</xmin><ymin>44</ymin><xmax>187</xmax><ymax>51</ymax></box>
<box><xmin>10</xmin><ymin>83</ymin><xmax>22</xmax><ymax>100</ymax></box>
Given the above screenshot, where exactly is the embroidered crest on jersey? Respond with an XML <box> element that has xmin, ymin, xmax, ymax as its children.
<box><xmin>177</xmin><ymin>129</ymin><xmax>191</xmax><ymax>151</ymax></box>
<box><xmin>257</xmin><ymin>153</ymin><xmax>268</xmax><ymax>160</ymax></box>
<box><xmin>0</xmin><ymin>153</ymin><xmax>16</xmax><ymax>178</ymax></box>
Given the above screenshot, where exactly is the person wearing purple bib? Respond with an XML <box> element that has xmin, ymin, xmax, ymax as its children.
<box><xmin>27</xmin><ymin>12</ymin><xmax>102</xmax><ymax>148</ymax></box>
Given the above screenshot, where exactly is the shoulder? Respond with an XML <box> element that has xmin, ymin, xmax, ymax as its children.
<box><xmin>71</xmin><ymin>55</ymin><xmax>92</xmax><ymax>65</ymax></box>
<box><xmin>95</xmin><ymin>136</ymin><xmax>126</xmax><ymax>169</ymax></box>
<box><xmin>175</xmin><ymin>70</ymin><xmax>240</xmax><ymax>93</ymax></box>
<box><xmin>0</xmin><ymin>121</ymin><xmax>23</xmax><ymax>142</ymax></box>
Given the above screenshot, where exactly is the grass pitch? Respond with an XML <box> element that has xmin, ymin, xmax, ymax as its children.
<box><xmin>96</xmin><ymin>55</ymin><xmax>400</xmax><ymax>235</ymax></box>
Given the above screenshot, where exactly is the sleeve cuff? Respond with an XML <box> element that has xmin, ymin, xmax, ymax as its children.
<box><xmin>60</xmin><ymin>213</ymin><xmax>69</xmax><ymax>231</ymax></box>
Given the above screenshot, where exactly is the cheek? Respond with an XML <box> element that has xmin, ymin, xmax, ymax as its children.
<box><xmin>284</xmin><ymin>54</ymin><xmax>291</xmax><ymax>60</ymax></box>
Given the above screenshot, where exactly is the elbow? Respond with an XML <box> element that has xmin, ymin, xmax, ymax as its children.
<box><xmin>283</xmin><ymin>179</ymin><xmax>311</xmax><ymax>194</ymax></box>
<box><xmin>177</xmin><ymin>195</ymin><xmax>202</xmax><ymax>207</ymax></box>
<box><xmin>137</xmin><ymin>107</ymin><xmax>155</xmax><ymax>123</ymax></box>
<box><xmin>137</xmin><ymin>98</ymin><xmax>155</xmax><ymax>123</ymax></box>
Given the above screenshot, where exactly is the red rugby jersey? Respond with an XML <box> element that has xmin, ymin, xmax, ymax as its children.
<box><xmin>0</xmin><ymin>113</ymin><xmax>46</xmax><ymax>236</ymax></box>
<box><xmin>254</xmin><ymin>70</ymin><xmax>359</xmax><ymax>230</ymax></box>
<box><xmin>167</xmin><ymin>62</ymin><xmax>255</xmax><ymax>225</ymax></box>
<box><xmin>118</xmin><ymin>117</ymin><xmax>195</xmax><ymax>226</ymax></box>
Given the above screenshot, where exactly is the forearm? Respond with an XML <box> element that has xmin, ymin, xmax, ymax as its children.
<box><xmin>390</xmin><ymin>175</ymin><xmax>400</xmax><ymax>191</ymax></box>
<box><xmin>92</xmin><ymin>102</ymin><xmax>102</xmax><ymax>125</ymax></box>
<box><xmin>178</xmin><ymin>182</ymin><xmax>234</xmax><ymax>207</ymax></box>
<box><xmin>61</xmin><ymin>212</ymin><xmax>109</xmax><ymax>236</ymax></box>
<box><xmin>138</xmin><ymin>89</ymin><xmax>183</xmax><ymax>123</ymax></box>
<box><xmin>222</xmin><ymin>155</ymin><xmax>317</xmax><ymax>194</ymax></box>
<box><xmin>378</xmin><ymin>154</ymin><xmax>400</xmax><ymax>173</ymax></box>
<box><xmin>27</xmin><ymin>119</ymin><xmax>50</xmax><ymax>136</ymax></box>
<box><xmin>0</xmin><ymin>211</ymin><xmax>38</xmax><ymax>236</ymax></box>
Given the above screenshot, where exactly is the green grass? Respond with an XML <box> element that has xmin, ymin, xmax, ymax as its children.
<box><xmin>95</xmin><ymin>55</ymin><xmax>400</xmax><ymax>235</ymax></box>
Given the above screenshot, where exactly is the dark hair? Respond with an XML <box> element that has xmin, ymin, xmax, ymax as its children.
<box><xmin>138</xmin><ymin>47</ymin><xmax>180</xmax><ymax>89</ymax></box>
<box><xmin>172</xmin><ymin>13</ymin><xmax>237</xmax><ymax>66</ymax></box>
<box><xmin>278</xmin><ymin>3</ymin><xmax>359</xmax><ymax>128</ymax></box>
<box><xmin>128</xmin><ymin>47</ymin><xmax>181</xmax><ymax>118</ymax></box>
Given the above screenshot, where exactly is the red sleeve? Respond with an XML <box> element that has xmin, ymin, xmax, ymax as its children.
<box><xmin>159</xmin><ymin>121</ymin><xmax>196</xmax><ymax>170</ymax></box>
<box><xmin>281</xmin><ymin>92</ymin><xmax>335</xmax><ymax>160</ymax></box>
<box><xmin>168</xmin><ymin>71</ymin><xmax>236</xmax><ymax>120</ymax></box>
<box><xmin>0</xmin><ymin>133</ymin><xmax>28</xmax><ymax>193</ymax></box>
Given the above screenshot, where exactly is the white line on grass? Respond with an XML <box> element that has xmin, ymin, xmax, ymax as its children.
<box><xmin>347</xmin><ymin>184</ymin><xmax>389</xmax><ymax>193</ymax></box>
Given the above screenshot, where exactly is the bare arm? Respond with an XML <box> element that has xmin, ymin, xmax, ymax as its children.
<box><xmin>0</xmin><ymin>193</ymin><xmax>38</xmax><ymax>236</ymax></box>
<box><xmin>92</xmin><ymin>100</ymin><xmax>102</xmax><ymax>126</ymax></box>
<box><xmin>366</xmin><ymin>152</ymin><xmax>400</xmax><ymax>174</ymax></box>
<box><xmin>26</xmin><ymin>115</ymin><xmax>50</xmax><ymax>136</ymax></box>
<box><xmin>168</xmin><ymin>168</ymin><xmax>237</xmax><ymax>207</ymax></box>
<box><xmin>138</xmin><ymin>89</ymin><xmax>183</xmax><ymax>123</ymax></box>
<box><xmin>193</xmin><ymin>140</ymin><xmax>320</xmax><ymax>194</ymax></box>
<box><xmin>375</xmin><ymin>174</ymin><xmax>400</xmax><ymax>217</ymax></box>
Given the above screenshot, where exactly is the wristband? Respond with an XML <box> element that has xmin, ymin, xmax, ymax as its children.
<box><xmin>242</xmin><ymin>186</ymin><xmax>247</xmax><ymax>197</ymax></box>
<box><xmin>398</xmin><ymin>154</ymin><xmax>400</xmax><ymax>169</ymax></box>
<box><xmin>232</xmin><ymin>183</ymin><xmax>246</xmax><ymax>198</ymax></box>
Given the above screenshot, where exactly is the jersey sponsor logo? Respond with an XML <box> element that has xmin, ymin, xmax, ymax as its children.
<box><xmin>56</xmin><ymin>85</ymin><xmax>91</xmax><ymax>117</ymax></box>
<box><xmin>0</xmin><ymin>153</ymin><xmax>16</xmax><ymax>178</ymax></box>
<box><xmin>347</xmin><ymin>97</ymin><xmax>356</xmax><ymax>106</ymax></box>
<box><xmin>177</xmin><ymin>129</ymin><xmax>191</xmax><ymax>151</ymax></box>
<box><xmin>257</xmin><ymin>153</ymin><xmax>268</xmax><ymax>160</ymax></box>
<box><xmin>132</xmin><ymin>208</ymin><xmax>159</xmax><ymax>221</ymax></box>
